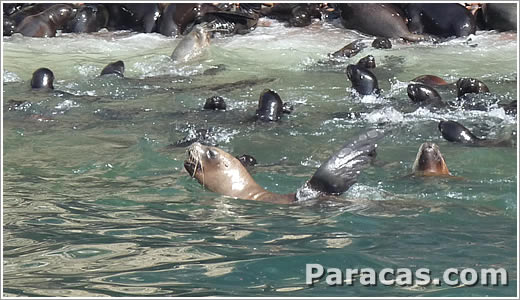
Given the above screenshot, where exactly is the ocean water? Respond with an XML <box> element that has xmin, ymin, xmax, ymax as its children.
<box><xmin>2</xmin><ymin>19</ymin><xmax>518</xmax><ymax>297</ymax></box>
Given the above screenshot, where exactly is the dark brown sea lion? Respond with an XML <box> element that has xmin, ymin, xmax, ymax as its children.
<box><xmin>372</xmin><ymin>37</ymin><xmax>392</xmax><ymax>49</ymax></box>
<box><xmin>15</xmin><ymin>4</ymin><xmax>76</xmax><ymax>37</ymax></box>
<box><xmin>255</xmin><ymin>89</ymin><xmax>292</xmax><ymax>122</ymax></box>
<box><xmin>330</xmin><ymin>39</ymin><xmax>366</xmax><ymax>58</ymax></box>
<box><xmin>184</xmin><ymin>130</ymin><xmax>383</xmax><ymax>203</ymax></box>
<box><xmin>412</xmin><ymin>75</ymin><xmax>449</xmax><ymax>87</ymax></box>
<box><xmin>64</xmin><ymin>3</ymin><xmax>109</xmax><ymax>33</ymax></box>
<box><xmin>412</xmin><ymin>142</ymin><xmax>451</xmax><ymax>176</ymax></box>
<box><xmin>338</xmin><ymin>3</ymin><xmax>434</xmax><ymax>42</ymax></box>
<box><xmin>346</xmin><ymin>64</ymin><xmax>380</xmax><ymax>95</ymax></box>
<box><xmin>357</xmin><ymin>55</ymin><xmax>376</xmax><ymax>69</ymax></box>
<box><xmin>456</xmin><ymin>78</ymin><xmax>489</xmax><ymax>97</ymax></box>
<box><xmin>204</xmin><ymin>96</ymin><xmax>227</xmax><ymax>110</ymax></box>
<box><xmin>407</xmin><ymin>83</ymin><xmax>445</xmax><ymax>108</ymax></box>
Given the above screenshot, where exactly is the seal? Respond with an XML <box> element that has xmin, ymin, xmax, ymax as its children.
<box><xmin>404</xmin><ymin>3</ymin><xmax>476</xmax><ymax>38</ymax></box>
<box><xmin>412</xmin><ymin>142</ymin><xmax>451</xmax><ymax>176</ymax></box>
<box><xmin>338</xmin><ymin>3</ymin><xmax>434</xmax><ymax>42</ymax></box>
<box><xmin>346</xmin><ymin>64</ymin><xmax>380</xmax><ymax>95</ymax></box>
<box><xmin>407</xmin><ymin>83</ymin><xmax>445</xmax><ymax>107</ymax></box>
<box><xmin>236</xmin><ymin>154</ymin><xmax>257</xmax><ymax>168</ymax></box>
<box><xmin>16</xmin><ymin>4</ymin><xmax>76</xmax><ymax>37</ymax></box>
<box><xmin>31</xmin><ymin>68</ymin><xmax>54</xmax><ymax>89</ymax></box>
<box><xmin>100</xmin><ymin>60</ymin><xmax>125</xmax><ymax>77</ymax></box>
<box><xmin>171</xmin><ymin>25</ymin><xmax>211</xmax><ymax>63</ymax></box>
<box><xmin>438</xmin><ymin>120</ymin><xmax>512</xmax><ymax>147</ymax></box>
<box><xmin>184</xmin><ymin>130</ymin><xmax>382</xmax><ymax>203</ymax></box>
<box><xmin>456</xmin><ymin>78</ymin><xmax>489</xmax><ymax>98</ymax></box>
<box><xmin>255</xmin><ymin>89</ymin><xmax>292</xmax><ymax>122</ymax></box>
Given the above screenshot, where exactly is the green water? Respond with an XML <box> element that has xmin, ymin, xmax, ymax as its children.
<box><xmin>2</xmin><ymin>20</ymin><xmax>518</xmax><ymax>297</ymax></box>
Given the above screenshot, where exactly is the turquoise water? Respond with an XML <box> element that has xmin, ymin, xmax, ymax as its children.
<box><xmin>2</xmin><ymin>20</ymin><xmax>518</xmax><ymax>297</ymax></box>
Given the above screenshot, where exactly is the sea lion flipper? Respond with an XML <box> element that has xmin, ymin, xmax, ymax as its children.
<box><xmin>296</xmin><ymin>129</ymin><xmax>383</xmax><ymax>201</ymax></box>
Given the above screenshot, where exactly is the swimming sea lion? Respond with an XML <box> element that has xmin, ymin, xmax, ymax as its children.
<box><xmin>357</xmin><ymin>55</ymin><xmax>376</xmax><ymax>69</ymax></box>
<box><xmin>236</xmin><ymin>154</ymin><xmax>257</xmax><ymax>168</ymax></box>
<box><xmin>184</xmin><ymin>130</ymin><xmax>382</xmax><ymax>203</ymax></box>
<box><xmin>456</xmin><ymin>78</ymin><xmax>489</xmax><ymax>98</ymax></box>
<box><xmin>16</xmin><ymin>4</ymin><xmax>76</xmax><ymax>37</ymax></box>
<box><xmin>204</xmin><ymin>96</ymin><xmax>227</xmax><ymax>110</ymax></box>
<box><xmin>100</xmin><ymin>60</ymin><xmax>125</xmax><ymax>77</ymax></box>
<box><xmin>338</xmin><ymin>3</ymin><xmax>434</xmax><ymax>42</ymax></box>
<box><xmin>404</xmin><ymin>3</ymin><xmax>476</xmax><ymax>38</ymax></box>
<box><xmin>330</xmin><ymin>39</ymin><xmax>366</xmax><ymax>58</ymax></box>
<box><xmin>438</xmin><ymin>120</ymin><xmax>512</xmax><ymax>147</ymax></box>
<box><xmin>255</xmin><ymin>89</ymin><xmax>292</xmax><ymax>122</ymax></box>
<box><xmin>412</xmin><ymin>75</ymin><xmax>449</xmax><ymax>87</ymax></box>
<box><xmin>31</xmin><ymin>68</ymin><xmax>54</xmax><ymax>89</ymax></box>
<box><xmin>372</xmin><ymin>37</ymin><xmax>392</xmax><ymax>49</ymax></box>
<box><xmin>346</xmin><ymin>64</ymin><xmax>380</xmax><ymax>95</ymax></box>
<box><xmin>171</xmin><ymin>25</ymin><xmax>211</xmax><ymax>63</ymax></box>
<box><xmin>412</xmin><ymin>142</ymin><xmax>451</xmax><ymax>176</ymax></box>
<box><xmin>407</xmin><ymin>83</ymin><xmax>445</xmax><ymax>107</ymax></box>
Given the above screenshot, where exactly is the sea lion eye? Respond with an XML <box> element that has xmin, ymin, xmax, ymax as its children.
<box><xmin>207</xmin><ymin>149</ymin><xmax>217</xmax><ymax>159</ymax></box>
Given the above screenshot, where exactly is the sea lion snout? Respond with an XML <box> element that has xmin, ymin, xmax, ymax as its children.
<box><xmin>412</xmin><ymin>142</ymin><xmax>451</xmax><ymax>176</ymax></box>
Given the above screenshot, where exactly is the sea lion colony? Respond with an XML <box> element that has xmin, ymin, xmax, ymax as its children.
<box><xmin>4</xmin><ymin>2</ymin><xmax>517</xmax><ymax>203</ymax></box>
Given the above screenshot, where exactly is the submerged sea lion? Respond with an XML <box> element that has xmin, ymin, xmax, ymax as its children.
<box><xmin>16</xmin><ymin>4</ymin><xmax>76</xmax><ymax>37</ymax></box>
<box><xmin>372</xmin><ymin>37</ymin><xmax>392</xmax><ymax>49</ymax></box>
<box><xmin>357</xmin><ymin>55</ymin><xmax>376</xmax><ymax>69</ymax></box>
<box><xmin>346</xmin><ymin>64</ymin><xmax>380</xmax><ymax>95</ymax></box>
<box><xmin>171</xmin><ymin>25</ymin><xmax>211</xmax><ymax>63</ymax></box>
<box><xmin>412</xmin><ymin>75</ymin><xmax>449</xmax><ymax>87</ymax></box>
<box><xmin>330</xmin><ymin>39</ymin><xmax>366</xmax><ymax>58</ymax></box>
<box><xmin>184</xmin><ymin>130</ymin><xmax>382</xmax><ymax>203</ymax></box>
<box><xmin>31</xmin><ymin>68</ymin><xmax>54</xmax><ymax>89</ymax></box>
<box><xmin>236</xmin><ymin>154</ymin><xmax>257</xmax><ymax>168</ymax></box>
<box><xmin>412</xmin><ymin>142</ymin><xmax>451</xmax><ymax>176</ymax></box>
<box><xmin>438</xmin><ymin>120</ymin><xmax>512</xmax><ymax>147</ymax></box>
<box><xmin>100</xmin><ymin>60</ymin><xmax>125</xmax><ymax>77</ymax></box>
<box><xmin>203</xmin><ymin>96</ymin><xmax>227</xmax><ymax>110</ymax></box>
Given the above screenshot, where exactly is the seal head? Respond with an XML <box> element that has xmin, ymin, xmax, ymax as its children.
<box><xmin>346</xmin><ymin>64</ymin><xmax>380</xmax><ymax>95</ymax></box>
<box><xmin>255</xmin><ymin>89</ymin><xmax>284</xmax><ymax>122</ymax></box>
<box><xmin>31</xmin><ymin>68</ymin><xmax>54</xmax><ymax>89</ymax></box>
<box><xmin>412</xmin><ymin>142</ymin><xmax>451</xmax><ymax>176</ymax></box>
<box><xmin>100</xmin><ymin>60</ymin><xmax>125</xmax><ymax>77</ymax></box>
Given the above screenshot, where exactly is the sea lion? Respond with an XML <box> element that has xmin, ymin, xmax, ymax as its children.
<box><xmin>438</xmin><ymin>120</ymin><xmax>512</xmax><ymax>147</ymax></box>
<box><xmin>255</xmin><ymin>89</ymin><xmax>292</xmax><ymax>122</ymax></box>
<box><xmin>64</xmin><ymin>3</ymin><xmax>109</xmax><ymax>33</ymax></box>
<box><xmin>338</xmin><ymin>3</ymin><xmax>434</xmax><ymax>42</ymax></box>
<box><xmin>479</xmin><ymin>3</ymin><xmax>517</xmax><ymax>32</ymax></box>
<box><xmin>184</xmin><ymin>130</ymin><xmax>382</xmax><ymax>203</ymax></box>
<box><xmin>346</xmin><ymin>64</ymin><xmax>380</xmax><ymax>95</ymax></box>
<box><xmin>372</xmin><ymin>37</ymin><xmax>392</xmax><ymax>49</ymax></box>
<box><xmin>357</xmin><ymin>55</ymin><xmax>376</xmax><ymax>69</ymax></box>
<box><xmin>412</xmin><ymin>142</ymin><xmax>451</xmax><ymax>176</ymax></box>
<box><xmin>15</xmin><ymin>4</ymin><xmax>76</xmax><ymax>37</ymax></box>
<box><xmin>330</xmin><ymin>39</ymin><xmax>366</xmax><ymax>58</ymax></box>
<box><xmin>100</xmin><ymin>60</ymin><xmax>125</xmax><ymax>77</ymax></box>
<box><xmin>3</xmin><ymin>3</ymin><xmax>55</xmax><ymax>36</ymax></box>
<box><xmin>412</xmin><ymin>75</ymin><xmax>449</xmax><ymax>87</ymax></box>
<box><xmin>456</xmin><ymin>78</ymin><xmax>489</xmax><ymax>98</ymax></box>
<box><xmin>403</xmin><ymin>3</ymin><xmax>476</xmax><ymax>38</ymax></box>
<box><xmin>31</xmin><ymin>68</ymin><xmax>54</xmax><ymax>89</ymax></box>
<box><xmin>203</xmin><ymin>96</ymin><xmax>227</xmax><ymax>110</ymax></box>
<box><xmin>407</xmin><ymin>83</ymin><xmax>445</xmax><ymax>107</ymax></box>
<box><xmin>171</xmin><ymin>25</ymin><xmax>211</xmax><ymax>63</ymax></box>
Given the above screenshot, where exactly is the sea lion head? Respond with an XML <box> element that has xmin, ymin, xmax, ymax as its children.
<box><xmin>184</xmin><ymin>142</ymin><xmax>258</xmax><ymax>198</ymax></box>
<box><xmin>407</xmin><ymin>83</ymin><xmax>442</xmax><ymax>104</ymax></box>
<box><xmin>412</xmin><ymin>142</ymin><xmax>451</xmax><ymax>176</ymax></box>
<box><xmin>47</xmin><ymin>4</ymin><xmax>76</xmax><ymax>27</ymax></box>
<box><xmin>255</xmin><ymin>89</ymin><xmax>284</xmax><ymax>122</ymax></box>
<box><xmin>192</xmin><ymin>25</ymin><xmax>211</xmax><ymax>48</ymax></box>
<box><xmin>100</xmin><ymin>60</ymin><xmax>125</xmax><ymax>77</ymax></box>
<box><xmin>456</xmin><ymin>77</ymin><xmax>489</xmax><ymax>97</ymax></box>
<box><xmin>30</xmin><ymin>67</ymin><xmax>54</xmax><ymax>89</ymax></box>
<box><xmin>346</xmin><ymin>64</ymin><xmax>379</xmax><ymax>95</ymax></box>
<box><xmin>357</xmin><ymin>55</ymin><xmax>376</xmax><ymax>69</ymax></box>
